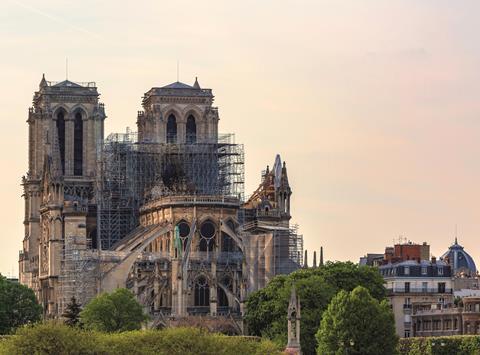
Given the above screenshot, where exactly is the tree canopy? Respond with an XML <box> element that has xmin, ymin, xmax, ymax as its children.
<box><xmin>0</xmin><ymin>275</ymin><xmax>42</xmax><ymax>334</ymax></box>
<box><xmin>80</xmin><ymin>288</ymin><xmax>148</xmax><ymax>332</ymax></box>
<box><xmin>316</xmin><ymin>286</ymin><xmax>398</xmax><ymax>355</ymax></box>
<box><xmin>244</xmin><ymin>261</ymin><xmax>387</xmax><ymax>355</ymax></box>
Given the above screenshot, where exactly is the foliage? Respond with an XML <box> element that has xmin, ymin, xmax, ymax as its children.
<box><xmin>399</xmin><ymin>335</ymin><xmax>480</xmax><ymax>355</ymax></box>
<box><xmin>316</xmin><ymin>286</ymin><xmax>398</xmax><ymax>355</ymax></box>
<box><xmin>244</xmin><ymin>261</ymin><xmax>387</xmax><ymax>354</ymax></box>
<box><xmin>0</xmin><ymin>322</ymin><xmax>282</xmax><ymax>355</ymax></box>
<box><xmin>0</xmin><ymin>321</ymin><xmax>97</xmax><ymax>355</ymax></box>
<box><xmin>80</xmin><ymin>288</ymin><xmax>148</xmax><ymax>332</ymax></box>
<box><xmin>62</xmin><ymin>297</ymin><xmax>82</xmax><ymax>327</ymax></box>
<box><xmin>0</xmin><ymin>275</ymin><xmax>42</xmax><ymax>334</ymax></box>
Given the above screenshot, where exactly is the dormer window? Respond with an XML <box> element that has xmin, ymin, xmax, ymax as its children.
<box><xmin>404</xmin><ymin>266</ymin><xmax>410</xmax><ymax>275</ymax></box>
<box><xmin>438</xmin><ymin>267</ymin><xmax>444</xmax><ymax>276</ymax></box>
<box><xmin>421</xmin><ymin>266</ymin><xmax>428</xmax><ymax>275</ymax></box>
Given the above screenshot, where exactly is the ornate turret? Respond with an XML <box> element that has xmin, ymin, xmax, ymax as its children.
<box><xmin>243</xmin><ymin>154</ymin><xmax>292</xmax><ymax>227</ymax></box>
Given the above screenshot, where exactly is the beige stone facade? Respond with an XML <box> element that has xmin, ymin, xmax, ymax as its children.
<box><xmin>19</xmin><ymin>76</ymin><xmax>303</xmax><ymax>323</ymax></box>
<box><xmin>413</xmin><ymin>297</ymin><xmax>480</xmax><ymax>336</ymax></box>
<box><xmin>19</xmin><ymin>77</ymin><xmax>105</xmax><ymax>316</ymax></box>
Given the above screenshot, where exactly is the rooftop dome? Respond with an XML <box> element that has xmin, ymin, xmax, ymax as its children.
<box><xmin>440</xmin><ymin>238</ymin><xmax>477</xmax><ymax>276</ymax></box>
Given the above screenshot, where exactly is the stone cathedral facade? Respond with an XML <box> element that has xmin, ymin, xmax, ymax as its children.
<box><xmin>19</xmin><ymin>75</ymin><xmax>303</xmax><ymax>326</ymax></box>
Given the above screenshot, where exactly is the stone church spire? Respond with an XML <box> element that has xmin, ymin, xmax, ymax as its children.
<box><xmin>285</xmin><ymin>285</ymin><xmax>302</xmax><ymax>354</ymax></box>
<box><xmin>193</xmin><ymin>76</ymin><xmax>200</xmax><ymax>89</ymax></box>
<box><xmin>39</xmin><ymin>73</ymin><xmax>47</xmax><ymax>89</ymax></box>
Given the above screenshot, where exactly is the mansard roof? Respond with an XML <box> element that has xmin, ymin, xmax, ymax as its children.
<box><xmin>379</xmin><ymin>259</ymin><xmax>452</xmax><ymax>278</ymax></box>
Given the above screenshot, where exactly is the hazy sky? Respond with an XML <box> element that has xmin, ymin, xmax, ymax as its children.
<box><xmin>1</xmin><ymin>0</ymin><xmax>480</xmax><ymax>276</ymax></box>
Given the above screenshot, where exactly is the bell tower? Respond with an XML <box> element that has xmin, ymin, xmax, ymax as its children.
<box><xmin>20</xmin><ymin>75</ymin><xmax>106</xmax><ymax>316</ymax></box>
<box><xmin>28</xmin><ymin>75</ymin><xmax>105</xmax><ymax>178</ymax></box>
<box><xmin>137</xmin><ymin>78</ymin><xmax>218</xmax><ymax>144</ymax></box>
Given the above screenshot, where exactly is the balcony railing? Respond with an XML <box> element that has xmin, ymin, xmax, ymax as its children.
<box><xmin>413</xmin><ymin>308</ymin><xmax>460</xmax><ymax>316</ymax></box>
<box><xmin>187</xmin><ymin>306</ymin><xmax>210</xmax><ymax>316</ymax></box>
<box><xmin>388</xmin><ymin>288</ymin><xmax>452</xmax><ymax>294</ymax></box>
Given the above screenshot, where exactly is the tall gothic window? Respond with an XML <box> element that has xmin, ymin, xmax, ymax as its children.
<box><xmin>186</xmin><ymin>115</ymin><xmax>196</xmax><ymax>144</ymax></box>
<box><xmin>56</xmin><ymin>110</ymin><xmax>66</xmax><ymax>174</ymax></box>
<box><xmin>217</xmin><ymin>287</ymin><xmax>228</xmax><ymax>307</ymax></box>
<box><xmin>73</xmin><ymin>112</ymin><xmax>83</xmax><ymax>175</ymax></box>
<box><xmin>222</xmin><ymin>220</ymin><xmax>237</xmax><ymax>252</ymax></box>
<box><xmin>194</xmin><ymin>276</ymin><xmax>210</xmax><ymax>307</ymax></box>
<box><xmin>199</xmin><ymin>220</ymin><xmax>215</xmax><ymax>252</ymax></box>
<box><xmin>166</xmin><ymin>114</ymin><xmax>177</xmax><ymax>143</ymax></box>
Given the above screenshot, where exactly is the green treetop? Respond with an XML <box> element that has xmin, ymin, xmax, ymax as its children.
<box><xmin>316</xmin><ymin>286</ymin><xmax>398</xmax><ymax>355</ymax></box>
<box><xmin>80</xmin><ymin>288</ymin><xmax>148</xmax><ymax>332</ymax></box>
<box><xmin>244</xmin><ymin>261</ymin><xmax>387</xmax><ymax>355</ymax></box>
<box><xmin>0</xmin><ymin>275</ymin><xmax>42</xmax><ymax>334</ymax></box>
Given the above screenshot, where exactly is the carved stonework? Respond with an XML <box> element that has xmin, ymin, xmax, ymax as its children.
<box><xmin>286</xmin><ymin>285</ymin><xmax>302</xmax><ymax>354</ymax></box>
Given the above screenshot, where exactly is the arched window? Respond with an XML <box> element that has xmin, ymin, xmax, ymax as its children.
<box><xmin>56</xmin><ymin>110</ymin><xmax>66</xmax><ymax>174</ymax></box>
<box><xmin>199</xmin><ymin>220</ymin><xmax>215</xmax><ymax>252</ymax></box>
<box><xmin>177</xmin><ymin>220</ymin><xmax>190</xmax><ymax>251</ymax></box>
<box><xmin>186</xmin><ymin>115</ymin><xmax>196</xmax><ymax>144</ymax></box>
<box><xmin>194</xmin><ymin>276</ymin><xmax>210</xmax><ymax>307</ymax></box>
<box><xmin>217</xmin><ymin>287</ymin><xmax>229</xmax><ymax>307</ymax></box>
<box><xmin>73</xmin><ymin>111</ymin><xmax>83</xmax><ymax>175</ymax></box>
<box><xmin>221</xmin><ymin>233</ymin><xmax>236</xmax><ymax>252</ymax></box>
<box><xmin>222</xmin><ymin>220</ymin><xmax>237</xmax><ymax>252</ymax></box>
<box><xmin>166</xmin><ymin>114</ymin><xmax>177</xmax><ymax>143</ymax></box>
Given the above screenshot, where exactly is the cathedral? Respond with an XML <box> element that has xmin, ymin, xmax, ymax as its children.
<box><xmin>19</xmin><ymin>75</ymin><xmax>303</xmax><ymax>328</ymax></box>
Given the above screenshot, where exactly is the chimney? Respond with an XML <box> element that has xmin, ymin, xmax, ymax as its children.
<box><xmin>431</xmin><ymin>256</ymin><xmax>436</xmax><ymax>264</ymax></box>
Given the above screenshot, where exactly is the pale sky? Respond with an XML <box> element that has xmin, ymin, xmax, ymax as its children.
<box><xmin>1</xmin><ymin>0</ymin><xmax>480</xmax><ymax>276</ymax></box>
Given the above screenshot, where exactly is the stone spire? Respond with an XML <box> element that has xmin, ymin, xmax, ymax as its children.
<box><xmin>285</xmin><ymin>285</ymin><xmax>302</xmax><ymax>354</ymax></box>
<box><xmin>39</xmin><ymin>73</ymin><xmax>47</xmax><ymax>89</ymax></box>
<box><xmin>281</xmin><ymin>161</ymin><xmax>290</xmax><ymax>187</ymax></box>
<box><xmin>320</xmin><ymin>246</ymin><xmax>324</xmax><ymax>267</ymax></box>
<box><xmin>193</xmin><ymin>76</ymin><xmax>200</xmax><ymax>89</ymax></box>
<box><xmin>304</xmin><ymin>250</ymin><xmax>308</xmax><ymax>268</ymax></box>
<box><xmin>313</xmin><ymin>251</ymin><xmax>317</xmax><ymax>268</ymax></box>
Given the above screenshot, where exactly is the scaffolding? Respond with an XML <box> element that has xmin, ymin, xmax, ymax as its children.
<box><xmin>273</xmin><ymin>224</ymin><xmax>303</xmax><ymax>275</ymax></box>
<box><xmin>59</xmin><ymin>236</ymin><xmax>99</xmax><ymax>314</ymax></box>
<box><xmin>97</xmin><ymin>131</ymin><xmax>245</xmax><ymax>250</ymax></box>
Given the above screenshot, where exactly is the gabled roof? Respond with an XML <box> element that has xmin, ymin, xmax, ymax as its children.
<box><xmin>52</xmin><ymin>80</ymin><xmax>83</xmax><ymax>88</ymax></box>
<box><xmin>161</xmin><ymin>81</ymin><xmax>194</xmax><ymax>89</ymax></box>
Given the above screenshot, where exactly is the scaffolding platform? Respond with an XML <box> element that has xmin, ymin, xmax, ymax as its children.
<box><xmin>97</xmin><ymin>130</ymin><xmax>245</xmax><ymax>250</ymax></box>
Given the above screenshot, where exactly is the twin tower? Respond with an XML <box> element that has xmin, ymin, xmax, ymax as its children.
<box><xmin>20</xmin><ymin>75</ymin><xmax>300</xmax><ymax>320</ymax></box>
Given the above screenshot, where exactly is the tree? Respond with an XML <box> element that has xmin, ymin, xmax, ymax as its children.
<box><xmin>80</xmin><ymin>288</ymin><xmax>148</xmax><ymax>332</ymax></box>
<box><xmin>244</xmin><ymin>262</ymin><xmax>387</xmax><ymax>355</ymax></box>
<box><xmin>316</xmin><ymin>286</ymin><xmax>398</xmax><ymax>355</ymax></box>
<box><xmin>0</xmin><ymin>275</ymin><xmax>42</xmax><ymax>334</ymax></box>
<box><xmin>62</xmin><ymin>296</ymin><xmax>82</xmax><ymax>327</ymax></box>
